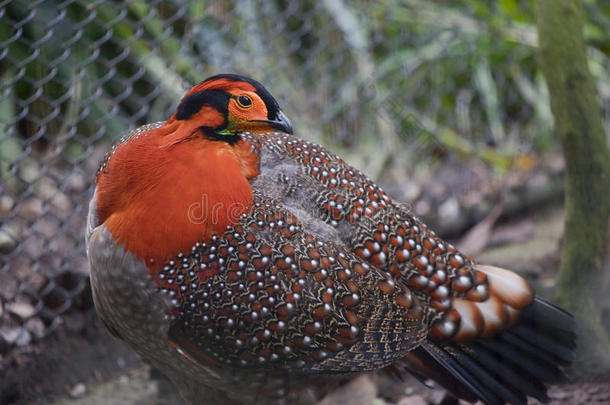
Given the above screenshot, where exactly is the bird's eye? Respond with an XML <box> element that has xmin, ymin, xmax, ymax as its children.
<box><xmin>236</xmin><ymin>95</ymin><xmax>252</xmax><ymax>108</ymax></box>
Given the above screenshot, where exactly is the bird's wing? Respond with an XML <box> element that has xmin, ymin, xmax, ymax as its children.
<box><xmin>163</xmin><ymin>191</ymin><xmax>425</xmax><ymax>374</ymax></box>
<box><xmin>238</xmin><ymin>132</ymin><xmax>575</xmax><ymax>404</ymax></box>
<box><xmin>242</xmin><ymin>132</ymin><xmax>555</xmax><ymax>344</ymax></box>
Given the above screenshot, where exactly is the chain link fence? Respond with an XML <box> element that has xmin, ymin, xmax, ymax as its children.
<box><xmin>0</xmin><ymin>0</ymin><xmax>608</xmax><ymax>367</ymax></box>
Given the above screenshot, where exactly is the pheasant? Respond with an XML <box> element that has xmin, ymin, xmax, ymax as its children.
<box><xmin>87</xmin><ymin>74</ymin><xmax>575</xmax><ymax>405</ymax></box>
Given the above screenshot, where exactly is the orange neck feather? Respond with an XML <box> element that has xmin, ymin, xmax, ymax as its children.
<box><xmin>96</xmin><ymin>122</ymin><xmax>260</xmax><ymax>273</ymax></box>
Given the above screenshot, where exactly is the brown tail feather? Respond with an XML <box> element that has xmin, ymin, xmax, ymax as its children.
<box><xmin>401</xmin><ymin>297</ymin><xmax>575</xmax><ymax>405</ymax></box>
<box><xmin>450</xmin><ymin>264</ymin><xmax>535</xmax><ymax>342</ymax></box>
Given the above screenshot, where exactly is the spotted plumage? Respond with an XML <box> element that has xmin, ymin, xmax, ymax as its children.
<box><xmin>162</xmin><ymin>193</ymin><xmax>422</xmax><ymax>374</ymax></box>
<box><xmin>87</xmin><ymin>74</ymin><xmax>575</xmax><ymax>405</ymax></box>
<box><xmin>243</xmin><ymin>132</ymin><xmax>511</xmax><ymax>343</ymax></box>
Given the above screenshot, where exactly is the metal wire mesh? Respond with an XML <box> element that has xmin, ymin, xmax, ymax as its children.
<box><xmin>0</xmin><ymin>0</ymin><xmax>608</xmax><ymax>362</ymax></box>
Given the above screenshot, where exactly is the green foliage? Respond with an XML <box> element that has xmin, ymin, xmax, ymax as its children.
<box><xmin>0</xmin><ymin>0</ymin><xmax>608</xmax><ymax>179</ymax></box>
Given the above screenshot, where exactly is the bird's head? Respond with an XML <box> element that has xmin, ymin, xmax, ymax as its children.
<box><xmin>95</xmin><ymin>74</ymin><xmax>291</xmax><ymax>270</ymax></box>
<box><xmin>168</xmin><ymin>73</ymin><xmax>293</xmax><ymax>144</ymax></box>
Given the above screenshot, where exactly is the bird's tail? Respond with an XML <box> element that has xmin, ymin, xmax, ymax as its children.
<box><xmin>401</xmin><ymin>296</ymin><xmax>576</xmax><ymax>405</ymax></box>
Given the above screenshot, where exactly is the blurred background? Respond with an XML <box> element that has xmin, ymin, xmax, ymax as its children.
<box><xmin>1</xmin><ymin>1</ymin><xmax>609</xmax><ymax>404</ymax></box>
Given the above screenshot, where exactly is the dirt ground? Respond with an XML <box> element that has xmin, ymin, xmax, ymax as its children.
<box><xmin>2</xmin><ymin>161</ymin><xmax>610</xmax><ymax>405</ymax></box>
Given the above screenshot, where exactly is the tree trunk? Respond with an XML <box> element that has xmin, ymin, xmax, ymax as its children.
<box><xmin>535</xmin><ymin>0</ymin><xmax>610</xmax><ymax>374</ymax></box>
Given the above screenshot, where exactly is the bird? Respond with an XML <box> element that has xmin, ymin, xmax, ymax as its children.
<box><xmin>86</xmin><ymin>73</ymin><xmax>575</xmax><ymax>405</ymax></box>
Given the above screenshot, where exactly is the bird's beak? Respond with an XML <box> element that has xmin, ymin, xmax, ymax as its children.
<box><xmin>254</xmin><ymin>110</ymin><xmax>294</xmax><ymax>134</ymax></box>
